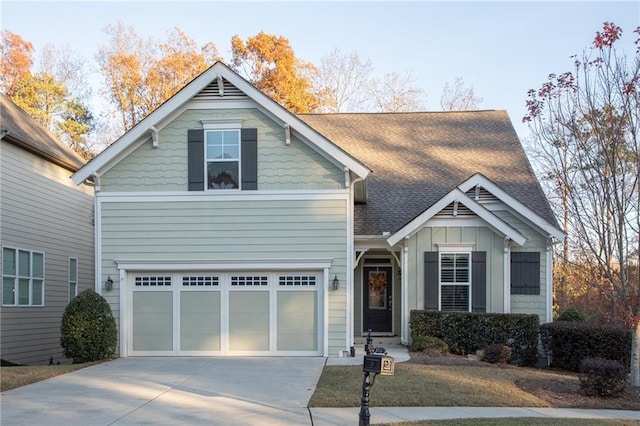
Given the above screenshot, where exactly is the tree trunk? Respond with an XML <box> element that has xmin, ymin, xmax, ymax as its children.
<box><xmin>632</xmin><ymin>322</ymin><xmax>640</xmax><ymax>387</ymax></box>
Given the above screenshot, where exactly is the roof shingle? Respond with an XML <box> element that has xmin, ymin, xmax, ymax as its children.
<box><xmin>299</xmin><ymin>110</ymin><xmax>557</xmax><ymax>235</ymax></box>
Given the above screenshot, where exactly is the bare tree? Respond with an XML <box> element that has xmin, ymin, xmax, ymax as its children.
<box><xmin>312</xmin><ymin>48</ymin><xmax>373</xmax><ymax>112</ymax></box>
<box><xmin>369</xmin><ymin>70</ymin><xmax>425</xmax><ymax>112</ymax></box>
<box><xmin>440</xmin><ymin>76</ymin><xmax>483</xmax><ymax>111</ymax></box>
<box><xmin>524</xmin><ymin>22</ymin><xmax>640</xmax><ymax>386</ymax></box>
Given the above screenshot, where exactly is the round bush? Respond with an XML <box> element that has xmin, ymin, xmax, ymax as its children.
<box><xmin>60</xmin><ymin>289</ymin><xmax>117</xmax><ymax>363</ymax></box>
<box><xmin>481</xmin><ymin>343</ymin><xmax>512</xmax><ymax>364</ymax></box>
<box><xmin>409</xmin><ymin>335</ymin><xmax>449</xmax><ymax>355</ymax></box>
<box><xmin>557</xmin><ymin>307</ymin><xmax>586</xmax><ymax>322</ymax></box>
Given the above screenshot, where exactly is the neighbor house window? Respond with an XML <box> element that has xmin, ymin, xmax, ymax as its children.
<box><xmin>511</xmin><ymin>252</ymin><xmax>540</xmax><ymax>295</ymax></box>
<box><xmin>206</xmin><ymin>130</ymin><xmax>240</xmax><ymax>190</ymax></box>
<box><xmin>69</xmin><ymin>258</ymin><xmax>78</xmax><ymax>301</ymax></box>
<box><xmin>439</xmin><ymin>252</ymin><xmax>470</xmax><ymax>311</ymax></box>
<box><xmin>2</xmin><ymin>247</ymin><xmax>44</xmax><ymax>306</ymax></box>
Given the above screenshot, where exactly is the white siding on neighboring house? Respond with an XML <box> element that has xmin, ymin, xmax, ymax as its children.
<box><xmin>0</xmin><ymin>141</ymin><xmax>94</xmax><ymax>365</ymax></box>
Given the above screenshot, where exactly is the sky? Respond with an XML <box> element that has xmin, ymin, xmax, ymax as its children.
<box><xmin>2</xmin><ymin>1</ymin><xmax>639</xmax><ymax>143</ymax></box>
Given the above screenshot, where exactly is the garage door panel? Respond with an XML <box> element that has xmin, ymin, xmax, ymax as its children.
<box><xmin>229</xmin><ymin>291</ymin><xmax>269</xmax><ymax>351</ymax></box>
<box><xmin>277</xmin><ymin>292</ymin><xmax>317</xmax><ymax>351</ymax></box>
<box><xmin>128</xmin><ymin>272</ymin><xmax>321</xmax><ymax>356</ymax></box>
<box><xmin>180</xmin><ymin>292</ymin><xmax>221</xmax><ymax>351</ymax></box>
<box><xmin>132</xmin><ymin>292</ymin><xmax>173</xmax><ymax>351</ymax></box>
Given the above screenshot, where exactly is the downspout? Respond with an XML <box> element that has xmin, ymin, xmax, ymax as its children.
<box><xmin>504</xmin><ymin>238</ymin><xmax>511</xmax><ymax>313</ymax></box>
<box><xmin>347</xmin><ymin>172</ymin><xmax>364</xmax><ymax>354</ymax></box>
<box><xmin>546</xmin><ymin>239</ymin><xmax>553</xmax><ymax>323</ymax></box>
<box><xmin>402</xmin><ymin>243</ymin><xmax>409</xmax><ymax>344</ymax></box>
<box><xmin>93</xmin><ymin>173</ymin><xmax>102</xmax><ymax>295</ymax></box>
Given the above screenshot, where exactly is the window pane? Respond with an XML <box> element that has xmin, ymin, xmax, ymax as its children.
<box><xmin>69</xmin><ymin>258</ymin><xmax>77</xmax><ymax>280</ymax></box>
<box><xmin>3</xmin><ymin>248</ymin><xmax>15</xmax><ymax>275</ymax></box>
<box><xmin>206</xmin><ymin>131</ymin><xmax>223</xmax><ymax>145</ymax></box>
<box><xmin>18</xmin><ymin>251</ymin><xmax>30</xmax><ymax>276</ymax></box>
<box><xmin>69</xmin><ymin>283</ymin><xmax>77</xmax><ymax>301</ymax></box>
<box><xmin>207</xmin><ymin>162</ymin><xmax>239</xmax><ymax>189</ymax></box>
<box><xmin>222</xmin><ymin>131</ymin><xmax>239</xmax><ymax>158</ymax></box>
<box><xmin>32</xmin><ymin>253</ymin><xmax>44</xmax><ymax>278</ymax></box>
<box><xmin>3</xmin><ymin>277</ymin><xmax>15</xmax><ymax>305</ymax></box>
<box><xmin>441</xmin><ymin>285</ymin><xmax>469</xmax><ymax>311</ymax></box>
<box><xmin>32</xmin><ymin>280</ymin><xmax>43</xmax><ymax>305</ymax></box>
<box><xmin>18</xmin><ymin>278</ymin><xmax>29</xmax><ymax>305</ymax></box>
<box><xmin>207</xmin><ymin>144</ymin><xmax>223</xmax><ymax>159</ymax></box>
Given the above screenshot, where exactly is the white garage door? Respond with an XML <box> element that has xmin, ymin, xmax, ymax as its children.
<box><xmin>127</xmin><ymin>272</ymin><xmax>322</xmax><ymax>356</ymax></box>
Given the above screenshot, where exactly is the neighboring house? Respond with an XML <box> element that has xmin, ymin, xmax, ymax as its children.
<box><xmin>1</xmin><ymin>95</ymin><xmax>94</xmax><ymax>365</ymax></box>
<box><xmin>71</xmin><ymin>62</ymin><xmax>563</xmax><ymax>358</ymax></box>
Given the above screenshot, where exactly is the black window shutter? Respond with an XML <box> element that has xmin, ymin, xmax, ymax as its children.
<box><xmin>472</xmin><ymin>251</ymin><xmax>486</xmax><ymax>312</ymax></box>
<box><xmin>511</xmin><ymin>252</ymin><xmax>540</xmax><ymax>295</ymax></box>
<box><xmin>187</xmin><ymin>129</ymin><xmax>204</xmax><ymax>191</ymax></box>
<box><xmin>241</xmin><ymin>128</ymin><xmax>258</xmax><ymax>190</ymax></box>
<box><xmin>424</xmin><ymin>252</ymin><xmax>438</xmax><ymax>310</ymax></box>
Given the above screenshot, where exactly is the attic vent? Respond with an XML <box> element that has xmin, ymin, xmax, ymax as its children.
<box><xmin>194</xmin><ymin>77</ymin><xmax>248</xmax><ymax>101</ymax></box>
<box><xmin>436</xmin><ymin>202</ymin><xmax>475</xmax><ymax>218</ymax></box>
<box><xmin>466</xmin><ymin>186</ymin><xmax>499</xmax><ymax>203</ymax></box>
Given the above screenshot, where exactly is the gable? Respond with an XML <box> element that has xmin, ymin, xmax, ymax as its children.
<box><xmin>72</xmin><ymin>62</ymin><xmax>369</xmax><ymax>186</ymax></box>
<box><xmin>99</xmin><ymin>108</ymin><xmax>345</xmax><ymax>192</ymax></box>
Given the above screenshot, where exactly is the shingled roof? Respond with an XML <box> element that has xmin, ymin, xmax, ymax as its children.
<box><xmin>298</xmin><ymin>110</ymin><xmax>557</xmax><ymax>236</ymax></box>
<box><xmin>0</xmin><ymin>94</ymin><xmax>85</xmax><ymax>172</ymax></box>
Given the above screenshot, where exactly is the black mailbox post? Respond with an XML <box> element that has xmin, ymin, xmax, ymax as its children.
<box><xmin>359</xmin><ymin>330</ymin><xmax>395</xmax><ymax>426</ymax></box>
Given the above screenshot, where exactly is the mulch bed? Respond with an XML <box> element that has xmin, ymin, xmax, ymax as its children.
<box><xmin>408</xmin><ymin>351</ymin><xmax>640</xmax><ymax>410</ymax></box>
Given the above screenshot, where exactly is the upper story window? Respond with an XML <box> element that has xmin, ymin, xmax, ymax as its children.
<box><xmin>206</xmin><ymin>130</ymin><xmax>240</xmax><ymax>190</ymax></box>
<box><xmin>2</xmin><ymin>247</ymin><xmax>44</xmax><ymax>306</ymax></box>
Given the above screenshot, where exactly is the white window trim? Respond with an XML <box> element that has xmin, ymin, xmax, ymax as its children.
<box><xmin>2</xmin><ymin>246</ymin><xmax>45</xmax><ymax>307</ymax></box>
<box><xmin>69</xmin><ymin>257</ymin><xmax>78</xmax><ymax>302</ymax></box>
<box><xmin>438</xmin><ymin>251</ymin><xmax>472</xmax><ymax>312</ymax></box>
<box><xmin>204</xmin><ymin>128</ymin><xmax>241</xmax><ymax>191</ymax></box>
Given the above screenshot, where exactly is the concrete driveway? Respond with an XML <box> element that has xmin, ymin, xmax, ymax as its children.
<box><xmin>0</xmin><ymin>357</ymin><xmax>326</xmax><ymax>425</ymax></box>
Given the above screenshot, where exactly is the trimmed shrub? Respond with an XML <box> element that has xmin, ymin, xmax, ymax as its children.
<box><xmin>60</xmin><ymin>289</ymin><xmax>117</xmax><ymax>363</ymax></box>
<box><xmin>579</xmin><ymin>357</ymin><xmax>627</xmax><ymax>397</ymax></box>
<box><xmin>518</xmin><ymin>346</ymin><xmax>540</xmax><ymax>367</ymax></box>
<box><xmin>540</xmin><ymin>322</ymin><xmax>631</xmax><ymax>372</ymax></box>
<box><xmin>409</xmin><ymin>334</ymin><xmax>449</xmax><ymax>355</ymax></box>
<box><xmin>482</xmin><ymin>343</ymin><xmax>512</xmax><ymax>364</ymax></box>
<box><xmin>557</xmin><ymin>307</ymin><xmax>586</xmax><ymax>322</ymax></box>
<box><xmin>410</xmin><ymin>310</ymin><xmax>539</xmax><ymax>363</ymax></box>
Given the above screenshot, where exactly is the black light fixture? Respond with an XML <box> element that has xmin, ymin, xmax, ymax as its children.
<box><xmin>105</xmin><ymin>276</ymin><xmax>113</xmax><ymax>292</ymax></box>
<box><xmin>332</xmin><ymin>275</ymin><xmax>340</xmax><ymax>291</ymax></box>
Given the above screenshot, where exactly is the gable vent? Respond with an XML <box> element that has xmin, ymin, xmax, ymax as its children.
<box><xmin>466</xmin><ymin>186</ymin><xmax>500</xmax><ymax>204</ymax></box>
<box><xmin>436</xmin><ymin>202</ymin><xmax>476</xmax><ymax>218</ymax></box>
<box><xmin>194</xmin><ymin>77</ymin><xmax>248</xmax><ymax>101</ymax></box>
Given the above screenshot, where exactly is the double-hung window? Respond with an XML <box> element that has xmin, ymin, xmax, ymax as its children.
<box><xmin>439</xmin><ymin>252</ymin><xmax>470</xmax><ymax>311</ymax></box>
<box><xmin>206</xmin><ymin>130</ymin><xmax>240</xmax><ymax>190</ymax></box>
<box><xmin>2</xmin><ymin>247</ymin><xmax>44</xmax><ymax>306</ymax></box>
<box><xmin>69</xmin><ymin>258</ymin><xmax>78</xmax><ymax>301</ymax></box>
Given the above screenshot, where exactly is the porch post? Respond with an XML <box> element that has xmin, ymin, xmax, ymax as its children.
<box><xmin>401</xmin><ymin>244</ymin><xmax>409</xmax><ymax>344</ymax></box>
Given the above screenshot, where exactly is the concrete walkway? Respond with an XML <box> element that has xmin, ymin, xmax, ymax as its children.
<box><xmin>1</xmin><ymin>350</ymin><xmax>639</xmax><ymax>425</ymax></box>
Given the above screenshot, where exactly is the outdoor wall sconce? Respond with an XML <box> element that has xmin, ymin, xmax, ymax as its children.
<box><xmin>105</xmin><ymin>276</ymin><xmax>113</xmax><ymax>292</ymax></box>
<box><xmin>332</xmin><ymin>275</ymin><xmax>340</xmax><ymax>291</ymax></box>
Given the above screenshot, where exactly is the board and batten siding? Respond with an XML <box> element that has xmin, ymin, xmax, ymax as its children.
<box><xmin>0</xmin><ymin>141</ymin><xmax>94</xmax><ymax>365</ymax></box>
<box><xmin>100</xmin><ymin>108</ymin><xmax>344</xmax><ymax>192</ymax></box>
<box><xmin>98</xmin><ymin>195</ymin><xmax>349</xmax><ymax>356</ymax></box>
<box><xmin>494</xmin><ymin>210</ymin><xmax>549</xmax><ymax>321</ymax></box>
<box><xmin>404</xmin><ymin>226</ymin><xmax>504</xmax><ymax>313</ymax></box>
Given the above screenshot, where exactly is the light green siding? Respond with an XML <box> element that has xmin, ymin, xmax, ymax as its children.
<box><xmin>495</xmin><ymin>211</ymin><xmax>549</xmax><ymax>321</ymax></box>
<box><xmin>404</xmin><ymin>226</ymin><xmax>503</xmax><ymax>312</ymax></box>
<box><xmin>404</xmin><ymin>219</ymin><xmax>549</xmax><ymax>321</ymax></box>
<box><xmin>100</xmin><ymin>109</ymin><xmax>344</xmax><ymax>191</ymax></box>
<box><xmin>99</xmin><ymin>195</ymin><xmax>348</xmax><ymax>355</ymax></box>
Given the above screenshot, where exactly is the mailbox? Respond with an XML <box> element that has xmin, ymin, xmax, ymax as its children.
<box><xmin>363</xmin><ymin>353</ymin><xmax>395</xmax><ymax>376</ymax></box>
